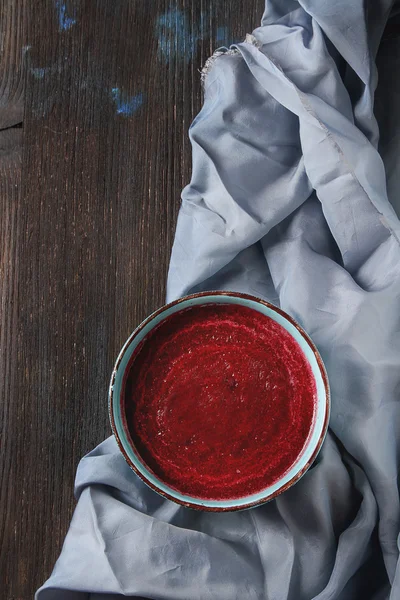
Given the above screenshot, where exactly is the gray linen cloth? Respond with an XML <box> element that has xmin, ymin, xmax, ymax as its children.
<box><xmin>37</xmin><ymin>1</ymin><xmax>400</xmax><ymax>598</ymax></box>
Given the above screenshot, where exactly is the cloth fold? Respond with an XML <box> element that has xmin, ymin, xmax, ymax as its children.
<box><xmin>37</xmin><ymin>1</ymin><xmax>400</xmax><ymax>598</ymax></box>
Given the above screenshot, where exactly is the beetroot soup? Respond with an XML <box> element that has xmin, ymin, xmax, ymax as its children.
<box><xmin>123</xmin><ymin>303</ymin><xmax>317</xmax><ymax>500</ymax></box>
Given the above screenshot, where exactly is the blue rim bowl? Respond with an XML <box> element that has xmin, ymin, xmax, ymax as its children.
<box><xmin>109</xmin><ymin>291</ymin><xmax>330</xmax><ymax>511</ymax></box>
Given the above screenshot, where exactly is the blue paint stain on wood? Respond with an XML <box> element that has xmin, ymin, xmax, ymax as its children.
<box><xmin>55</xmin><ymin>1</ymin><xmax>76</xmax><ymax>31</ymax></box>
<box><xmin>111</xmin><ymin>88</ymin><xmax>144</xmax><ymax>116</ymax></box>
<box><xmin>28</xmin><ymin>63</ymin><xmax>144</xmax><ymax>119</ymax></box>
<box><xmin>156</xmin><ymin>8</ymin><xmax>192</xmax><ymax>64</ymax></box>
<box><xmin>216</xmin><ymin>26</ymin><xmax>228</xmax><ymax>45</ymax></box>
<box><xmin>155</xmin><ymin>6</ymin><xmax>229</xmax><ymax>64</ymax></box>
<box><xmin>31</xmin><ymin>67</ymin><xmax>47</xmax><ymax>79</ymax></box>
<box><xmin>30</xmin><ymin>64</ymin><xmax>61</xmax><ymax>79</ymax></box>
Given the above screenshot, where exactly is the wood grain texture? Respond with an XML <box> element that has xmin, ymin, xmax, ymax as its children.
<box><xmin>0</xmin><ymin>1</ymin><xmax>263</xmax><ymax>597</ymax></box>
<box><xmin>0</xmin><ymin>0</ymin><xmax>26</xmax><ymax>595</ymax></box>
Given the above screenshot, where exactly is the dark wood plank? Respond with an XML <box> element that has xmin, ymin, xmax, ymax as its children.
<box><xmin>0</xmin><ymin>127</ymin><xmax>23</xmax><ymax>598</ymax></box>
<box><xmin>0</xmin><ymin>0</ymin><xmax>26</xmax><ymax>596</ymax></box>
<box><xmin>0</xmin><ymin>1</ymin><xmax>263</xmax><ymax>597</ymax></box>
<box><xmin>0</xmin><ymin>0</ymin><xmax>26</xmax><ymax>128</ymax></box>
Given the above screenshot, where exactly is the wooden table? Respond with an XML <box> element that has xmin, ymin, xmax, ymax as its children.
<box><xmin>0</xmin><ymin>1</ymin><xmax>263</xmax><ymax>597</ymax></box>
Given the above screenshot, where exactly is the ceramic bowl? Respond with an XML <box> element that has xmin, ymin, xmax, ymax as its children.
<box><xmin>109</xmin><ymin>291</ymin><xmax>330</xmax><ymax>511</ymax></box>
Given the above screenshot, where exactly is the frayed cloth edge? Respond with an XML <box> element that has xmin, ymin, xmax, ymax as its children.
<box><xmin>200</xmin><ymin>33</ymin><xmax>261</xmax><ymax>87</ymax></box>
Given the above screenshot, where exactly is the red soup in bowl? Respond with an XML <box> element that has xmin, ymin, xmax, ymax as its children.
<box><xmin>110</xmin><ymin>292</ymin><xmax>330</xmax><ymax>511</ymax></box>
